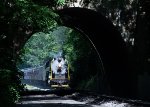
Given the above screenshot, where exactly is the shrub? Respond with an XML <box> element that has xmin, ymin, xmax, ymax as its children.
<box><xmin>0</xmin><ymin>69</ymin><xmax>23</xmax><ymax>107</ymax></box>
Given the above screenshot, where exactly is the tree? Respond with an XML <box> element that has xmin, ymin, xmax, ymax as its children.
<box><xmin>18</xmin><ymin>32</ymin><xmax>56</xmax><ymax>68</ymax></box>
<box><xmin>0</xmin><ymin>0</ymin><xmax>59</xmax><ymax>106</ymax></box>
<box><xmin>63</xmin><ymin>28</ymin><xmax>103</xmax><ymax>91</ymax></box>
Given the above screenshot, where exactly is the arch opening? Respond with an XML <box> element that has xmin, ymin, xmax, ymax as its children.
<box><xmin>17</xmin><ymin>25</ymin><xmax>105</xmax><ymax>94</ymax></box>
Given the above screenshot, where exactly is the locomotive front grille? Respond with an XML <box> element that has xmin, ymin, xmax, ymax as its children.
<box><xmin>50</xmin><ymin>78</ymin><xmax>69</xmax><ymax>86</ymax></box>
<box><xmin>54</xmin><ymin>74</ymin><xmax>66</xmax><ymax>79</ymax></box>
<box><xmin>51</xmin><ymin>78</ymin><xmax>69</xmax><ymax>83</ymax></box>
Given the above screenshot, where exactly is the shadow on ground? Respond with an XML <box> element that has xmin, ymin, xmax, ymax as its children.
<box><xmin>16</xmin><ymin>103</ymin><xmax>91</xmax><ymax>107</ymax></box>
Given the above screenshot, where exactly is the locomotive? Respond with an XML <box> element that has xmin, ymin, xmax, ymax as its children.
<box><xmin>48</xmin><ymin>57</ymin><xmax>70</xmax><ymax>88</ymax></box>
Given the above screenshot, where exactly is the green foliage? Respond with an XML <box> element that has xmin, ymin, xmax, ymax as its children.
<box><xmin>0</xmin><ymin>69</ymin><xmax>23</xmax><ymax>107</ymax></box>
<box><xmin>18</xmin><ymin>26</ymin><xmax>72</xmax><ymax>68</ymax></box>
<box><xmin>18</xmin><ymin>32</ymin><xmax>56</xmax><ymax>67</ymax></box>
<box><xmin>0</xmin><ymin>0</ymin><xmax>59</xmax><ymax>46</ymax></box>
<box><xmin>55</xmin><ymin>0</ymin><xmax>65</xmax><ymax>6</ymax></box>
<box><xmin>63</xmin><ymin>29</ymin><xmax>90</xmax><ymax>69</ymax></box>
<box><xmin>13</xmin><ymin>0</ymin><xmax>58</xmax><ymax>31</ymax></box>
<box><xmin>63</xmin><ymin>29</ymin><xmax>102</xmax><ymax>90</ymax></box>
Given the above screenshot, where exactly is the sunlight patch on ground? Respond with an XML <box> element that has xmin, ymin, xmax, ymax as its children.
<box><xmin>24</xmin><ymin>84</ymin><xmax>50</xmax><ymax>91</ymax></box>
<box><xmin>92</xmin><ymin>101</ymin><xmax>130</xmax><ymax>107</ymax></box>
<box><xmin>17</xmin><ymin>99</ymin><xmax>86</xmax><ymax>105</ymax></box>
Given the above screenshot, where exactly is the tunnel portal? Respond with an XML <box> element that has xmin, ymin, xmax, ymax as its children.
<box><xmin>56</xmin><ymin>7</ymin><xmax>135</xmax><ymax>98</ymax></box>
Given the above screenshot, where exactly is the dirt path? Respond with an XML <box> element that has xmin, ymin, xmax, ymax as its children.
<box><xmin>16</xmin><ymin>94</ymin><xmax>91</xmax><ymax>107</ymax></box>
<box><xmin>16</xmin><ymin>91</ymin><xmax>146</xmax><ymax>107</ymax></box>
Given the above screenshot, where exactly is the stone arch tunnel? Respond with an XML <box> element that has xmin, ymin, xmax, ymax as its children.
<box><xmin>56</xmin><ymin>7</ymin><xmax>136</xmax><ymax>99</ymax></box>
<box><xmin>11</xmin><ymin>7</ymin><xmax>149</xmax><ymax>101</ymax></box>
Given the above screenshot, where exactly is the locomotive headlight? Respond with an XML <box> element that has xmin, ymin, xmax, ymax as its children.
<box><xmin>58</xmin><ymin>63</ymin><xmax>62</xmax><ymax>68</ymax></box>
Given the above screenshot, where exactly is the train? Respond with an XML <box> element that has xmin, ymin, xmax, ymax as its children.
<box><xmin>48</xmin><ymin>57</ymin><xmax>70</xmax><ymax>88</ymax></box>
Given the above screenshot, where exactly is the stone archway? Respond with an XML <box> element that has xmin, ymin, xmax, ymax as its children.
<box><xmin>56</xmin><ymin>7</ymin><xmax>135</xmax><ymax>98</ymax></box>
